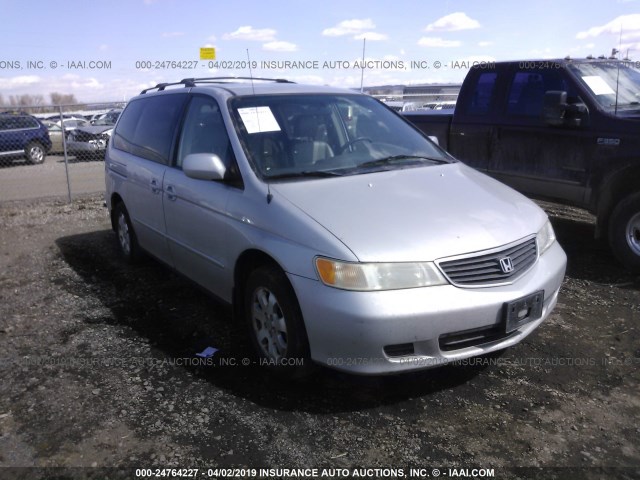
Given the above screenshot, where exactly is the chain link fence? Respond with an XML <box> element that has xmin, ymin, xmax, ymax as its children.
<box><xmin>0</xmin><ymin>102</ymin><xmax>124</xmax><ymax>202</ymax></box>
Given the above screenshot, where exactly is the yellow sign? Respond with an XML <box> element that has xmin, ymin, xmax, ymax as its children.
<box><xmin>200</xmin><ymin>48</ymin><xmax>216</xmax><ymax>60</ymax></box>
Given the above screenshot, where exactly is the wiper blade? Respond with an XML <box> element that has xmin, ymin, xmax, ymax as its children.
<box><xmin>266</xmin><ymin>169</ymin><xmax>344</xmax><ymax>180</ymax></box>
<box><xmin>357</xmin><ymin>155</ymin><xmax>448</xmax><ymax>169</ymax></box>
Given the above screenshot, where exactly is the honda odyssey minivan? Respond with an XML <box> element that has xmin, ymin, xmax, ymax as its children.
<box><xmin>105</xmin><ymin>77</ymin><xmax>566</xmax><ymax>375</ymax></box>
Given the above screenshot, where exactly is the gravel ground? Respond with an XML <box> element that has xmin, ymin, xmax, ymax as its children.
<box><xmin>0</xmin><ymin>194</ymin><xmax>638</xmax><ymax>480</ymax></box>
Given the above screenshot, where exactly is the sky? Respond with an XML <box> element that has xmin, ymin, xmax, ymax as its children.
<box><xmin>1</xmin><ymin>0</ymin><xmax>640</xmax><ymax>104</ymax></box>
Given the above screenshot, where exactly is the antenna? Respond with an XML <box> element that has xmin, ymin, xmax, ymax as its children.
<box><xmin>360</xmin><ymin>38</ymin><xmax>366</xmax><ymax>93</ymax></box>
<box><xmin>246</xmin><ymin>49</ymin><xmax>256</xmax><ymax>96</ymax></box>
<box><xmin>614</xmin><ymin>26</ymin><xmax>622</xmax><ymax>115</ymax></box>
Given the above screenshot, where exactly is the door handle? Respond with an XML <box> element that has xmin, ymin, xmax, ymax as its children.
<box><xmin>150</xmin><ymin>179</ymin><xmax>161</xmax><ymax>194</ymax></box>
<box><xmin>166</xmin><ymin>185</ymin><xmax>177</xmax><ymax>202</ymax></box>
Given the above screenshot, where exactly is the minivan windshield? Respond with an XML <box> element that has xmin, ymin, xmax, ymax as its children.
<box><xmin>230</xmin><ymin>94</ymin><xmax>450</xmax><ymax>180</ymax></box>
<box><xmin>567</xmin><ymin>61</ymin><xmax>640</xmax><ymax>112</ymax></box>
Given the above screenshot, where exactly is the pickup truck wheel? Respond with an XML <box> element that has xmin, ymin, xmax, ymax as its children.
<box><xmin>113</xmin><ymin>202</ymin><xmax>141</xmax><ymax>264</ymax></box>
<box><xmin>25</xmin><ymin>142</ymin><xmax>46</xmax><ymax>164</ymax></box>
<box><xmin>244</xmin><ymin>265</ymin><xmax>312</xmax><ymax>377</ymax></box>
<box><xmin>609</xmin><ymin>192</ymin><xmax>640</xmax><ymax>272</ymax></box>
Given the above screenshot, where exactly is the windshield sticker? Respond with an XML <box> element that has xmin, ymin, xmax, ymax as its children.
<box><xmin>238</xmin><ymin>107</ymin><xmax>281</xmax><ymax>134</ymax></box>
<box><xmin>582</xmin><ymin>76</ymin><xmax>616</xmax><ymax>96</ymax></box>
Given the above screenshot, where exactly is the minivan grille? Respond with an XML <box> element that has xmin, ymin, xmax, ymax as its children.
<box><xmin>438</xmin><ymin>237</ymin><xmax>537</xmax><ymax>287</ymax></box>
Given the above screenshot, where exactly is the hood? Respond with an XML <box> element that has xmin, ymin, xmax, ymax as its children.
<box><xmin>74</xmin><ymin>125</ymin><xmax>113</xmax><ymax>135</ymax></box>
<box><xmin>271</xmin><ymin>163</ymin><xmax>547</xmax><ymax>262</ymax></box>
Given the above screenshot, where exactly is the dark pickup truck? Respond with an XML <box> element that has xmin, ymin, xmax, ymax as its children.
<box><xmin>404</xmin><ymin>58</ymin><xmax>640</xmax><ymax>271</ymax></box>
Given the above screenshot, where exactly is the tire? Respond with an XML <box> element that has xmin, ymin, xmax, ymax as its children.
<box><xmin>25</xmin><ymin>142</ymin><xmax>45</xmax><ymax>164</ymax></box>
<box><xmin>608</xmin><ymin>192</ymin><xmax>640</xmax><ymax>272</ymax></box>
<box><xmin>244</xmin><ymin>265</ymin><xmax>312</xmax><ymax>377</ymax></box>
<box><xmin>113</xmin><ymin>202</ymin><xmax>141</xmax><ymax>264</ymax></box>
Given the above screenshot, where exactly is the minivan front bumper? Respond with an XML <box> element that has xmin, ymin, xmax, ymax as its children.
<box><xmin>289</xmin><ymin>241</ymin><xmax>566</xmax><ymax>374</ymax></box>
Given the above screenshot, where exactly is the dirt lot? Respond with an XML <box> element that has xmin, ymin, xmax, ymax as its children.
<box><xmin>0</xmin><ymin>194</ymin><xmax>639</xmax><ymax>480</ymax></box>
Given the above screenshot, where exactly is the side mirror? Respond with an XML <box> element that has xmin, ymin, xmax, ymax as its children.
<box><xmin>183</xmin><ymin>153</ymin><xmax>227</xmax><ymax>181</ymax></box>
<box><xmin>542</xmin><ymin>91</ymin><xmax>567</xmax><ymax>126</ymax></box>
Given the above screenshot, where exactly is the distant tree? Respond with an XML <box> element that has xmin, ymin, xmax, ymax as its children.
<box><xmin>6</xmin><ymin>94</ymin><xmax>44</xmax><ymax>107</ymax></box>
<box><xmin>50</xmin><ymin>92</ymin><xmax>78</xmax><ymax>106</ymax></box>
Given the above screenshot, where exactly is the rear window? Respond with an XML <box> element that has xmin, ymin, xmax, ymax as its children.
<box><xmin>464</xmin><ymin>72</ymin><xmax>498</xmax><ymax>115</ymax></box>
<box><xmin>113</xmin><ymin>93</ymin><xmax>187</xmax><ymax>164</ymax></box>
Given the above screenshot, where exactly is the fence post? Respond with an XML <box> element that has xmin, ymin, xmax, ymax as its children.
<box><xmin>59</xmin><ymin>105</ymin><xmax>72</xmax><ymax>203</ymax></box>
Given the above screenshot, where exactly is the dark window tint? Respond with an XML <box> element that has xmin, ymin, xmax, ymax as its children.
<box><xmin>113</xmin><ymin>93</ymin><xmax>187</xmax><ymax>164</ymax></box>
<box><xmin>0</xmin><ymin>116</ymin><xmax>39</xmax><ymax>130</ymax></box>
<box><xmin>507</xmin><ymin>71</ymin><xmax>568</xmax><ymax>117</ymax></box>
<box><xmin>465</xmin><ymin>72</ymin><xmax>498</xmax><ymax>115</ymax></box>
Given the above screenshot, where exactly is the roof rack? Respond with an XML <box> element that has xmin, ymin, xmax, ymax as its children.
<box><xmin>140</xmin><ymin>77</ymin><xmax>294</xmax><ymax>94</ymax></box>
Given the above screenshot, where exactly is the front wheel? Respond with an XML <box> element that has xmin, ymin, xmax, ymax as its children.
<box><xmin>244</xmin><ymin>265</ymin><xmax>312</xmax><ymax>377</ymax></box>
<box><xmin>113</xmin><ymin>202</ymin><xmax>141</xmax><ymax>264</ymax></box>
<box><xmin>25</xmin><ymin>142</ymin><xmax>45</xmax><ymax>164</ymax></box>
<box><xmin>608</xmin><ymin>192</ymin><xmax>640</xmax><ymax>272</ymax></box>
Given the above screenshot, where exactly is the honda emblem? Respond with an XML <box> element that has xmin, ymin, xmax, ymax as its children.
<box><xmin>499</xmin><ymin>256</ymin><xmax>514</xmax><ymax>274</ymax></box>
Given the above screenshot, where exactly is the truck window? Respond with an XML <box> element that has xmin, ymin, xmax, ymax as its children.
<box><xmin>465</xmin><ymin>72</ymin><xmax>498</xmax><ymax>115</ymax></box>
<box><xmin>507</xmin><ymin>71</ymin><xmax>568</xmax><ymax>117</ymax></box>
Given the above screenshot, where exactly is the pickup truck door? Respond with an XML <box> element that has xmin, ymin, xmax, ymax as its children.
<box><xmin>448</xmin><ymin>71</ymin><xmax>500</xmax><ymax>171</ymax></box>
<box><xmin>487</xmin><ymin>68</ymin><xmax>593</xmax><ymax>205</ymax></box>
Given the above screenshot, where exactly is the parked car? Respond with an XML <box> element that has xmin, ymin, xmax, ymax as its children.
<box><xmin>404</xmin><ymin>58</ymin><xmax>640</xmax><ymax>270</ymax></box>
<box><xmin>55</xmin><ymin>118</ymin><xmax>89</xmax><ymax>130</ymax></box>
<box><xmin>67</xmin><ymin>125</ymin><xmax>113</xmax><ymax>159</ymax></box>
<box><xmin>0</xmin><ymin>112</ymin><xmax>51</xmax><ymax>164</ymax></box>
<box><xmin>105</xmin><ymin>78</ymin><xmax>566</xmax><ymax>376</ymax></box>
<box><xmin>423</xmin><ymin>101</ymin><xmax>457</xmax><ymax>110</ymax></box>
<box><xmin>41</xmin><ymin>120</ymin><xmax>65</xmax><ymax>153</ymax></box>
<box><xmin>91</xmin><ymin>109</ymin><xmax>122</xmax><ymax>126</ymax></box>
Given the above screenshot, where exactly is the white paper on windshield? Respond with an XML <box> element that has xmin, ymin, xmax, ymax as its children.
<box><xmin>582</xmin><ymin>76</ymin><xmax>616</xmax><ymax>96</ymax></box>
<box><xmin>238</xmin><ymin>107</ymin><xmax>281</xmax><ymax>133</ymax></box>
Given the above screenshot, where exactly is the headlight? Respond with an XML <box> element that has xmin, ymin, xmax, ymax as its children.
<box><xmin>315</xmin><ymin>257</ymin><xmax>447</xmax><ymax>291</ymax></box>
<box><xmin>537</xmin><ymin>220</ymin><xmax>556</xmax><ymax>255</ymax></box>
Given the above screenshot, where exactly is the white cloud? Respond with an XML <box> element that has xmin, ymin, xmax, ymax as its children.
<box><xmin>98</xmin><ymin>44</ymin><xmax>109</xmax><ymax>51</ymax></box>
<box><xmin>162</xmin><ymin>32</ymin><xmax>184</xmax><ymax>38</ymax></box>
<box><xmin>576</xmin><ymin>14</ymin><xmax>640</xmax><ymax>39</ymax></box>
<box><xmin>322</xmin><ymin>19</ymin><xmax>376</xmax><ymax>37</ymax></box>
<box><xmin>620</xmin><ymin>41</ymin><xmax>640</xmax><ymax>53</ymax></box>
<box><xmin>622</xmin><ymin>31</ymin><xmax>640</xmax><ymax>40</ymax></box>
<box><xmin>263</xmin><ymin>41</ymin><xmax>298</xmax><ymax>52</ymax></box>
<box><xmin>478</xmin><ymin>41</ymin><xmax>493</xmax><ymax>47</ymax></box>
<box><xmin>418</xmin><ymin>37</ymin><xmax>462</xmax><ymax>48</ymax></box>
<box><xmin>354</xmin><ymin>32</ymin><xmax>388</xmax><ymax>41</ymax></box>
<box><xmin>0</xmin><ymin>76</ymin><xmax>41</xmax><ymax>89</ymax></box>
<box><xmin>223</xmin><ymin>26</ymin><xmax>277</xmax><ymax>42</ymax></box>
<box><xmin>425</xmin><ymin>12</ymin><xmax>480</xmax><ymax>32</ymax></box>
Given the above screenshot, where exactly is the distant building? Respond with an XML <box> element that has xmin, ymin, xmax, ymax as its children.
<box><xmin>363</xmin><ymin>83</ymin><xmax>461</xmax><ymax>110</ymax></box>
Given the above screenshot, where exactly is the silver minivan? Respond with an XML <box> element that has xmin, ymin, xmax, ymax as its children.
<box><xmin>105</xmin><ymin>78</ymin><xmax>566</xmax><ymax>375</ymax></box>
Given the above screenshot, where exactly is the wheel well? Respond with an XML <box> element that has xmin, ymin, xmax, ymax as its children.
<box><xmin>232</xmin><ymin>250</ymin><xmax>283</xmax><ymax>322</ymax></box>
<box><xmin>595</xmin><ymin>166</ymin><xmax>640</xmax><ymax>238</ymax></box>
<box><xmin>109</xmin><ymin>193</ymin><xmax>124</xmax><ymax>231</ymax></box>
